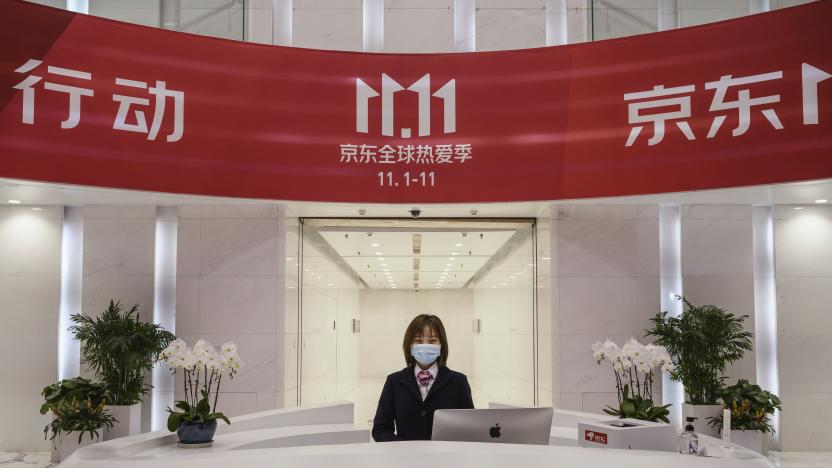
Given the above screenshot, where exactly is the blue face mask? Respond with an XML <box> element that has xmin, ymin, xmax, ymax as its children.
<box><xmin>411</xmin><ymin>344</ymin><xmax>441</xmax><ymax>366</ymax></box>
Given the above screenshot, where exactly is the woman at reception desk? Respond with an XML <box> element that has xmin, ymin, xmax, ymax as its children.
<box><xmin>372</xmin><ymin>314</ymin><xmax>475</xmax><ymax>441</ymax></box>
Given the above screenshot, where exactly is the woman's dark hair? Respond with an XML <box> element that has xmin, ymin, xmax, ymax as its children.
<box><xmin>402</xmin><ymin>314</ymin><xmax>449</xmax><ymax>367</ymax></box>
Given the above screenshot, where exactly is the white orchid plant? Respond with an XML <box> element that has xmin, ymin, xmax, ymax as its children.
<box><xmin>591</xmin><ymin>338</ymin><xmax>674</xmax><ymax>423</ymax></box>
<box><xmin>160</xmin><ymin>338</ymin><xmax>244</xmax><ymax>432</ymax></box>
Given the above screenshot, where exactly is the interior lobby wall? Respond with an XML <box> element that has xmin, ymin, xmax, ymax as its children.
<box><xmin>774</xmin><ymin>204</ymin><xmax>832</xmax><ymax>451</ymax></box>
<box><xmin>552</xmin><ymin>204</ymin><xmax>661</xmax><ymax>415</ymax></box>
<box><xmin>293</xmin><ymin>0</ymin><xmax>363</xmax><ymax>51</ymax></box>
<box><xmin>476</xmin><ymin>0</ymin><xmax>546</xmax><ymax>51</ymax></box>
<box><xmin>384</xmin><ymin>0</ymin><xmax>454</xmax><ymax>53</ymax></box>
<box><xmin>174</xmin><ymin>205</ymin><xmax>288</xmax><ymax>418</ymax></box>
<box><xmin>681</xmin><ymin>205</ymin><xmax>757</xmax><ymax>384</ymax></box>
<box><xmin>0</xmin><ymin>206</ymin><xmax>62</xmax><ymax>451</ymax></box>
<box><xmin>81</xmin><ymin>205</ymin><xmax>156</xmax><ymax>432</ymax></box>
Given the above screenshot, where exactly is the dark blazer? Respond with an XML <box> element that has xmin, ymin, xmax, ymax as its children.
<box><xmin>372</xmin><ymin>365</ymin><xmax>474</xmax><ymax>442</ymax></box>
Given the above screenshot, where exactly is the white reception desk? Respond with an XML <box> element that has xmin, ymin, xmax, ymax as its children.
<box><xmin>60</xmin><ymin>402</ymin><xmax>774</xmax><ymax>468</ymax></box>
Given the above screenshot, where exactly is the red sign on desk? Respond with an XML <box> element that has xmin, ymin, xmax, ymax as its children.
<box><xmin>1</xmin><ymin>0</ymin><xmax>831</xmax><ymax>203</ymax></box>
<box><xmin>585</xmin><ymin>430</ymin><xmax>608</xmax><ymax>445</ymax></box>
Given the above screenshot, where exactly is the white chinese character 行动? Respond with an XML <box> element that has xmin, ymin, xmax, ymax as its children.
<box><xmin>623</xmin><ymin>84</ymin><xmax>696</xmax><ymax>146</ymax></box>
<box><xmin>12</xmin><ymin>59</ymin><xmax>94</xmax><ymax>129</ymax></box>
<box><xmin>114</xmin><ymin>78</ymin><xmax>185</xmax><ymax>142</ymax></box>
<box><xmin>705</xmin><ymin>71</ymin><xmax>783</xmax><ymax>138</ymax></box>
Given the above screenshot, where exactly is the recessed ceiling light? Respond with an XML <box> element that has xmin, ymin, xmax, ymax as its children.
<box><xmin>32</xmin><ymin>207</ymin><xmax>43</xmax><ymax>211</ymax></box>
<box><xmin>371</xmin><ymin>243</ymin><xmax>380</xmax><ymax>247</ymax></box>
<box><xmin>446</xmin><ymin>263</ymin><xmax>452</xmax><ymax>267</ymax></box>
<box><xmin>816</xmin><ymin>199</ymin><xmax>828</xmax><ymax>204</ymax></box>
<box><xmin>451</xmin><ymin>252</ymin><xmax>459</xmax><ymax>255</ymax></box>
<box><xmin>455</xmin><ymin>243</ymin><xmax>463</xmax><ymax>247</ymax></box>
<box><xmin>794</xmin><ymin>206</ymin><xmax>804</xmax><ymax>210</ymax></box>
<box><xmin>378</xmin><ymin>257</ymin><xmax>385</xmax><ymax>261</ymax></box>
<box><xmin>375</xmin><ymin>252</ymin><xmax>383</xmax><ymax>255</ymax></box>
<box><xmin>541</xmin><ymin>257</ymin><xmax>551</xmax><ymax>260</ymax></box>
<box><xmin>8</xmin><ymin>200</ymin><xmax>21</xmax><ymax>204</ymax></box>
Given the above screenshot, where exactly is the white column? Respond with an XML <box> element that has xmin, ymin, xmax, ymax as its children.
<box><xmin>151</xmin><ymin>206</ymin><xmax>178</xmax><ymax>431</ymax></box>
<box><xmin>363</xmin><ymin>0</ymin><xmax>384</xmax><ymax>52</ymax></box>
<box><xmin>659</xmin><ymin>204</ymin><xmax>683</xmax><ymax>427</ymax></box>
<box><xmin>160</xmin><ymin>0</ymin><xmax>180</xmax><ymax>31</ymax></box>
<box><xmin>545</xmin><ymin>0</ymin><xmax>568</xmax><ymax>46</ymax></box>
<box><xmin>751</xmin><ymin>205</ymin><xmax>780</xmax><ymax>448</ymax></box>
<box><xmin>273</xmin><ymin>0</ymin><xmax>293</xmax><ymax>46</ymax></box>
<box><xmin>749</xmin><ymin>0</ymin><xmax>770</xmax><ymax>15</ymax></box>
<box><xmin>66</xmin><ymin>0</ymin><xmax>88</xmax><ymax>14</ymax></box>
<box><xmin>657</xmin><ymin>0</ymin><xmax>678</xmax><ymax>31</ymax></box>
<box><xmin>58</xmin><ymin>206</ymin><xmax>83</xmax><ymax>380</ymax></box>
<box><xmin>454</xmin><ymin>0</ymin><xmax>476</xmax><ymax>52</ymax></box>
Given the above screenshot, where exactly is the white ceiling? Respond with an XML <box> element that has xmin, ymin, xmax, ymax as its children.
<box><xmin>318</xmin><ymin>229</ymin><xmax>517</xmax><ymax>290</ymax></box>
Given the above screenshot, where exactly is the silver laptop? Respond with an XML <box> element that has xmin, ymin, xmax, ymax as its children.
<box><xmin>431</xmin><ymin>408</ymin><xmax>553</xmax><ymax>445</ymax></box>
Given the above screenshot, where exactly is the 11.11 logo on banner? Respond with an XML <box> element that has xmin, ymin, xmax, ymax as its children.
<box><xmin>340</xmin><ymin>73</ymin><xmax>474</xmax><ymax>190</ymax></box>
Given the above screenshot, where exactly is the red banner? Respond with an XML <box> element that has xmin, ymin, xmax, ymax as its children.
<box><xmin>1</xmin><ymin>0</ymin><xmax>831</xmax><ymax>203</ymax></box>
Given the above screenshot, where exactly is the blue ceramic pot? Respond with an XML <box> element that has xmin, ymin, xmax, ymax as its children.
<box><xmin>177</xmin><ymin>420</ymin><xmax>217</xmax><ymax>445</ymax></box>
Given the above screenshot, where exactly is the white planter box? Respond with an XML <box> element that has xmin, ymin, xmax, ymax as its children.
<box><xmin>683</xmin><ymin>403</ymin><xmax>722</xmax><ymax>438</ymax></box>
<box><xmin>731</xmin><ymin>430</ymin><xmax>769</xmax><ymax>455</ymax></box>
<box><xmin>50</xmin><ymin>433</ymin><xmax>97</xmax><ymax>462</ymax></box>
<box><xmin>105</xmin><ymin>403</ymin><xmax>142</xmax><ymax>440</ymax></box>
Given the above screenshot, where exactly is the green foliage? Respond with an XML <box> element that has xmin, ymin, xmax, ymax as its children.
<box><xmin>603</xmin><ymin>384</ymin><xmax>672</xmax><ymax>423</ymax></box>
<box><xmin>166</xmin><ymin>390</ymin><xmax>230</xmax><ymax>432</ymax></box>
<box><xmin>644</xmin><ymin>296</ymin><xmax>753</xmax><ymax>405</ymax></box>
<box><xmin>40</xmin><ymin>377</ymin><xmax>106</xmax><ymax>416</ymax></box>
<box><xmin>41</xmin><ymin>378</ymin><xmax>117</xmax><ymax>444</ymax></box>
<box><xmin>707</xmin><ymin>379</ymin><xmax>782</xmax><ymax>434</ymax></box>
<box><xmin>69</xmin><ymin>300</ymin><xmax>176</xmax><ymax>405</ymax></box>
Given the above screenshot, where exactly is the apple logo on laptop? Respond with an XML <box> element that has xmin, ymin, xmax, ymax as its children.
<box><xmin>489</xmin><ymin>423</ymin><xmax>501</xmax><ymax>438</ymax></box>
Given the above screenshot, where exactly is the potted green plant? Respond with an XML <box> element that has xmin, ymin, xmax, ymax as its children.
<box><xmin>69</xmin><ymin>300</ymin><xmax>175</xmax><ymax>440</ymax></box>
<box><xmin>707</xmin><ymin>379</ymin><xmax>781</xmax><ymax>455</ymax></box>
<box><xmin>591</xmin><ymin>338</ymin><xmax>675</xmax><ymax>423</ymax></box>
<box><xmin>40</xmin><ymin>377</ymin><xmax>117</xmax><ymax>462</ymax></box>
<box><xmin>161</xmin><ymin>338</ymin><xmax>242</xmax><ymax>446</ymax></box>
<box><xmin>645</xmin><ymin>296</ymin><xmax>752</xmax><ymax>437</ymax></box>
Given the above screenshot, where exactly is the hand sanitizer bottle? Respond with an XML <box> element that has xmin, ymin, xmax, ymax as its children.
<box><xmin>684</xmin><ymin>417</ymin><xmax>699</xmax><ymax>454</ymax></box>
<box><xmin>678</xmin><ymin>417</ymin><xmax>699</xmax><ymax>454</ymax></box>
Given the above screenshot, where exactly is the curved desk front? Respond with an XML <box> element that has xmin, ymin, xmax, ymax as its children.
<box><xmin>60</xmin><ymin>402</ymin><xmax>774</xmax><ymax>468</ymax></box>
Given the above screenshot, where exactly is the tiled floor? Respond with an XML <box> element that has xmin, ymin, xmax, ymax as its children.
<box><xmin>1</xmin><ymin>451</ymin><xmax>831</xmax><ymax>467</ymax></box>
<box><xmin>0</xmin><ymin>452</ymin><xmax>53</xmax><ymax>467</ymax></box>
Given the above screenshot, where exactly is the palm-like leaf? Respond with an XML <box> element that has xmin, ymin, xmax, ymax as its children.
<box><xmin>645</xmin><ymin>296</ymin><xmax>753</xmax><ymax>405</ymax></box>
<box><xmin>69</xmin><ymin>300</ymin><xmax>175</xmax><ymax>405</ymax></box>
